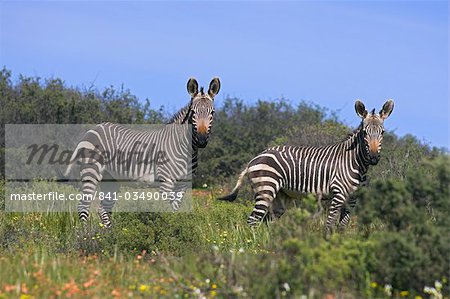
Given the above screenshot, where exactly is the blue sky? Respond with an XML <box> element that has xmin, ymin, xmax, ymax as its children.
<box><xmin>1</xmin><ymin>1</ymin><xmax>448</xmax><ymax>149</ymax></box>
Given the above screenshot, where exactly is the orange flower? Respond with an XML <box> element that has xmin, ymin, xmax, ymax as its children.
<box><xmin>4</xmin><ymin>284</ymin><xmax>16</xmax><ymax>292</ymax></box>
<box><xmin>62</xmin><ymin>278</ymin><xmax>81</xmax><ymax>297</ymax></box>
<box><xmin>20</xmin><ymin>283</ymin><xmax>29</xmax><ymax>294</ymax></box>
<box><xmin>83</xmin><ymin>278</ymin><xmax>95</xmax><ymax>288</ymax></box>
<box><xmin>111</xmin><ymin>288</ymin><xmax>122</xmax><ymax>298</ymax></box>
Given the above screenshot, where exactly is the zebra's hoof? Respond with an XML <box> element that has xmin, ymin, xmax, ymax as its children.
<box><xmin>99</xmin><ymin>221</ymin><xmax>112</xmax><ymax>229</ymax></box>
<box><xmin>324</xmin><ymin>228</ymin><xmax>333</xmax><ymax>240</ymax></box>
<box><xmin>246</xmin><ymin>215</ymin><xmax>262</xmax><ymax>227</ymax></box>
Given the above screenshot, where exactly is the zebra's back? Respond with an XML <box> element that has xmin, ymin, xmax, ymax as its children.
<box><xmin>248</xmin><ymin>145</ymin><xmax>340</xmax><ymax>196</ymax></box>
<box><xmin>75</xmin><ymin>122</ymin><xmax>192</xmax><ymax>183</ymax></box>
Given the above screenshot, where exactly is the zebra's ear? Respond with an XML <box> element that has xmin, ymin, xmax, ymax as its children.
<box><xmin>208</xmin><ymin>77</ymin><xmax>221</xmax><ymax>98</ymax></box>
<box><xmin>380</xmin><ymin>99</ymin><xmax>394</xmax><ymax>120</ymax></box>
<box><xmin>355</xmin><ymin>100</ymin><xmax>368</xmax><ymax>119</ymax></box>
<box><xmin>187</xmin><ymin>78</ymin><xmax>199</xmax><ymax>98</ymax></box>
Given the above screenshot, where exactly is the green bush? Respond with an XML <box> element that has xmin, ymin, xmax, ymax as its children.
<box><xmin>356</xmin><ymin>156</ymin><xmax>450</xmax><ymax>294</ymax></box>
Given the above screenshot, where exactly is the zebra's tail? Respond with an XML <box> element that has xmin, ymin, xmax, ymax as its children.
<box><xmin>55</xmin><ymin>154</ymin><xmax>76</xmax><ymax>183</ymax></box>
<box><xmin>62</xmin><ymin>149</ymin><xmax>79</xmax><ymax>177</ymax></box>
<box><xmin>217</xmin><ymin>167</ymin><xmax>248</xmax><ymax>202</ymax></box>
<box><xmin>61</xmin><ymin>141</ymin><xmax>85</xmax><ymax>178</ymax></box>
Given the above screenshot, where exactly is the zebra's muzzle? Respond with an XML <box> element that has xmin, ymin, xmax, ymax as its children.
<box><xmin>369</xmin><ymin>154</ymin><xmax>380</xmax><ymax>165</ymax></box>
<box><xmin>196</xmin><ymin>134</ymin><xmax>209</xmax><ymax>148</ymax></box>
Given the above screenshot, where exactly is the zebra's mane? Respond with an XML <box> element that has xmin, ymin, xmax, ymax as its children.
<box><xmin>343</xmin><ymin>122</ymin><xmax>364</xmax><ymax>150</ymax></box>
<box><xmin>343</xmin><ymin>123</ymin><xmax>363</xmax><ymax>141</ymax></box>
<box><xmin>167</xmin><ymin>103</ymin><xmax>192</xmax><ymax>124</ymax></box>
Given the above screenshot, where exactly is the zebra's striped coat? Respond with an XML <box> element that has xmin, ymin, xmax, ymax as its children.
<box><xmin>65</xmin><ymin>77</ymin><xmax>220</xmax><ymax>227</ymax></box>
<box><xmin>219</xmin><ymin>100</ymin><xmax>394</xmax><ymax>233</ymax></box>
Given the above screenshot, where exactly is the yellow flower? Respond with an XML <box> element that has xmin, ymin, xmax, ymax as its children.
<box><xmin>19</xmin><ymin>295</ymin><xmax>32</xmax><ymax>299</ymax></box>
<box><xmin>211</xmin><ymin>284</ymin><xmax>217</xmax><ymax>289</ymax></box>
<box><xmin>139</xmin><ymin>284</ymin><xmax>149</xmax><ymax>292</ymax></box>
<box><xmin>370</xmin><ymin>282</ymin><xmax>378</xmax><ymax>288</ymax></box>
<box><xmin>400</xmin><ymin>291</ymin><xmax>409</xmax><ymax>297</ymax></box>
<box><xmin>414</xmin><ymin>296</ymin><xmax>423</xmax><ymax>299</ymax></box>
<box><xmin>210</xmin><ymin>290</ymin><xmax>217</xmax><ymax>297</ymax></box>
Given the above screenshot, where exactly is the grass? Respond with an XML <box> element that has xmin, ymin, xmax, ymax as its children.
<box><xmin>0</xmin><ymin>183</ymin><xmax>447</xmax><ymax>299</ymax></box>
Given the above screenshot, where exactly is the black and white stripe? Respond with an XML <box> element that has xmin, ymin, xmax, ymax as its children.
<box><xmin>219</xmin><ymin>100</ymin><xmax>394</xmax><ymax>232</ymax></box>
<box><xmin>65</xmin><ymin>77</ymin><xmax>220</xmax><ymax>227</ymax></box>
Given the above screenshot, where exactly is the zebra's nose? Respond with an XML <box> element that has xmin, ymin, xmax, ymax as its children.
<box><xmin>369</xmin><ymin>153</ymin><xmax>380</xmax><ymax>165</ymax></box>
<box><xmin>197</xmin><ymin>134</ymin><xmax>208</xmax><ymax>148</ymax></box>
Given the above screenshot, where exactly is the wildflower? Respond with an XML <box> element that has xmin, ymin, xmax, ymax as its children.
<box><xmin>370</xmin><ymin>282</ymin><xmax>378</xmax><ymax>288</ymax></box>
<box><xmin>62</xmin><ymin>278</ymin><xmax>80</xmax><ymax>297</ymax></box>
<box><xmin>400</xmin><ymin>291</ymin><xmax>409</xmax><ymax>297</ymax></box>
<box><xmin>211</xmin><ymin>284</ymin><xmax>217</xmax><ymax>289</ymax></box>
<box><xmin>20</xmin><ymin>283</ymin><xmax>29</xmax><ymax>294</ymax></box>
<box><xmin>414</xmin><ymin>296</ymin><xmax>423</xmax><ymax>299</ymax></box>
<box><xmin>282</xmin><ymin>282</ymin><xmax>290</xmax><ymax>292</ymax></box>
<box><xmin>111</xmin><ymin>289</ymin><xmax>122</xmax><ymax>298</ymax></box>
<box><xmin>205</xmin><ymin>278</ymin><xmax>210</xmax><ymax>284</ymax></box>
<box><xmin>384</xmin><ymin>284</ymin><xmax>392</xmax><ymax>296</ymax></box>
<box><xmin>83</xmin><ymin>278</ymin><xmax>95</xmax><ymax>288</ymax></box>
<box><xmin>139</xmin><ymin>284</ymin><xmax>149</xmax><ymax>292</ymax></box>
<box><xmin>238</xmin><ymin>248</ymin><xmax>244</xmax><ymax>253</ymax></box>
<box><xmin>210</xmin><ymin>290</ymin><xmax>217</xmax><ymax>297</ymax></box>
<box><xmin>435</xmin><ymin>280</ymin><xmax>443</xmax><ymax>290</ymax></box>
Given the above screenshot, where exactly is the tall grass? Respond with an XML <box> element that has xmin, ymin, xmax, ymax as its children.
<box><xmin>0</xmin><ymin>179</ymin><xmax>448</xmax><ymax>298</ymax></box>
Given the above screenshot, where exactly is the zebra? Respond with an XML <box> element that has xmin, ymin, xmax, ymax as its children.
<box><xmin>218</xmin><ymin>99</ymin><xmax>394</xmax><ymax>233</ymax></box>
<box><xmin>64</xmin><ymin>77</ymin><xmax>220</xmax><ymax>227</ymax></box>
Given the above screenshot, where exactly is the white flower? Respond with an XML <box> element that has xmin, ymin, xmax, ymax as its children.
<box><xmin>282</xmin><ymin>282</ymin><xmax>290</xmax><ymax>292</ymax></box>
<box><xmin>384</xmin><ymin>284</ymin><xmax>392</xmax><ymax>296</ymax></box>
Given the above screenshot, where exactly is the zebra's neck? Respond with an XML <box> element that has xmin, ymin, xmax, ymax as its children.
<box><xmin>343</xmin><ymin>125</ymin><xmax>371</xmax><ymax>173</ymax></box>
<box><xmin>167</xmin><ymin>102</ymin><xmax>200</xmax><ymax>171</ymax></box>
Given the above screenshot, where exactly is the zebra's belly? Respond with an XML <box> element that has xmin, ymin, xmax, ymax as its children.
<box><xmin>279</xmin><ymin>189</ymin><xmax>302</xmax><ymax>199</ymax></box>
<box><xmin>105</xmin><ymin>167</ymin><xmax>156</xmax><ymax>183</ymax></box>
<box><xmin>280</xmin><ymin>188</ymin><xmax>329</xmax><ymax>199</ymax></box>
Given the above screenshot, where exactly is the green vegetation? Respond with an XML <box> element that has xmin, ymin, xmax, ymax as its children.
<box><xmin>0</xmin><ymin>69</ymin><xmax>448</xmax><ymax>298</ymax></box>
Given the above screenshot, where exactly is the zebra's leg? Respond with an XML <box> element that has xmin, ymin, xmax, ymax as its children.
<box><xmin>338</xmin><ymin>196</ymin><xmax>357</xmax><ymax>228</ymax></box>
<box><xmin>171</xmin><ymin>181</ymin><xmax>190</xmax><ymax>211</ymax></box>
<box><xmin>268</xmin><ymin>190</ymin><xmax>289</xmax><ymax>221</ymax></box>
<box><xmin>325</xmin><ymin>190</ymin><xmax>347</xmax><ymax>235</ymax></box>
<box><xmin>159</xmin><ymin>179</ymin><xmax>184</xmax><ymax>211</ymax></box>
<box><xmin>247</xmin><ymin>193</ymin><xmax>273</xmax><ymax>226</ymax></box>
<box><xmin>312</xmin><ymin>192</ymin><xmax>324</xmax><ymax>219</ymax></box>
<box><xmin>98</xmin><ymin>171</ymin><xmax>119</xmax><ymax>228</ymax></box>
<box><xmin>78</xmin><ymin>163</ymin><xmax>103</xmax><ymax>224</ymax></box>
